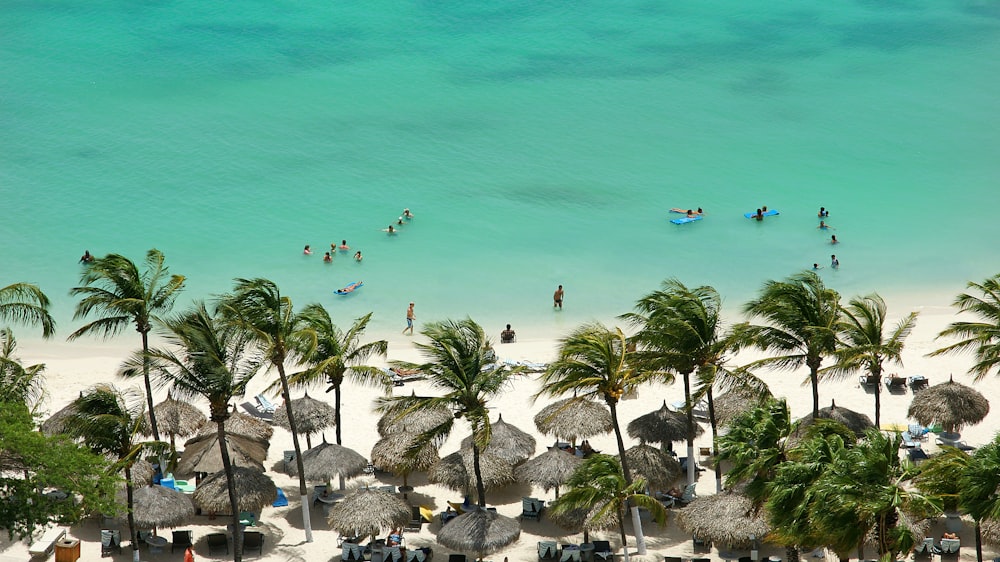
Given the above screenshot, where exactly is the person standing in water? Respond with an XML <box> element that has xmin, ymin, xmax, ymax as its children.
<box><xmin>831</xmin><ymin>255</ymin><xmax>840</xmax><ymax>269</ymax></box>
<box><xmin>403</xmin><ymin>302</ymin><xmax>415</xmax><ymax>335</ymax></box>
<box><xmin>553</xmin><ymin>285</ymin><xmax>564</xmax><ymax>309</ymax></box>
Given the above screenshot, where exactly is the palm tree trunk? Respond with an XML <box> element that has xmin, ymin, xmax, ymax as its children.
<box><xmin>334</xmin><ymin>381</ymin><xmax>342</xmax><ymax>445</ymax></box>
<box><xmin>874</xmin><ymin>378</ymin><xmax>881</xmax><ymax>428</ymax></box>
<box><xmin>617</xmin><ymin>506</ymin><xmax>631</xmax><ymax>562</ymax></box>
<box><xmin>785</xmin><ymin>545</ymin><xmax>800</xmax><ymax>562</ymax></box>
<box><xmin>683</xmin><ymin>371</ymin><xmax>696</xmax><ymax>485</ymax></box>
<box><xmin>276</xmin><ymin>363</ymin><xmax>313</xmax><ymax>543</ymax></box>
<box><xmin>141</xmin><ymin>330</ymin><xmax>161</xmax><ymax>442</ymax></box>
<box><xmin>217</xmin><ymin>421</ymin><xmax>243</xmax><ymax>562</ymax></box>
<box><xmin>608</xmin><ymin>400</ymin><xmax>646</xmax><ymax>555</ymax></box>
<box><xmin>124</xmin><ymin>466</ymin><xmax>139</xmax><ymax>562</ymax></box>
<box><xmin>706</xmin><ymin>389</ymin><xmax>722</xmax><ymax>493</ymax></box>
<box><xmin>809</xmin><ymin>367</ymin><xmax>820</xmax><ymax>419</ymax></box>
<box><xmin>471</xmin><ymin>442</ymin><xmax>488</xmax><ymax>507</ymax></box>
<box><xmin>975</xmin><ymin>521</ymin><xmax>983</xmax><ymax>562</ymax></box>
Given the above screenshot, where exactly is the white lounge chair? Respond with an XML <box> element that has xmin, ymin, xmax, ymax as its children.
<box><xmin>255</xmin><ymin>394</ymin><xmax>276</xmax><ymax>414</ymax></box>
<box><xmin>29</xmin><ymin>527</ymin><xmax>66</xmax><ymax>557</ymax></box>
<box><xmin>940</xmin><ymin>538</ymin><xmax>960</xmax><ymax>554</ymax></box>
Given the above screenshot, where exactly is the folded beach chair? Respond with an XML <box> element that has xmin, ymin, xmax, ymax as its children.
<box><xmin>405</xmin><ymin>505</ymin><xmax>423</xmax><ymax>532</ymax></box>
<box><xmin>538</xmin><ymin>541</ymin><xmax>558</xmax><ymax>561</ymax></box>
<box><xmin>405</xmin><ymin>548</ymin><xmax>431</xmax><ymax>562</ymax></box>
<box><xmin>522</xmin><ymin>497</ymin><xmax>543</xmax><ymax>521</ymax></box>
<box><xmin>940</xmin><ymin>538</ymin><xmax>960</xmax><ymax>554</ymax></box>
<box><xmin>592</xmin><ymin>540</ymin><xmax>613</xmax><ymax>562</ymax></box>
<box><xmin>171</xmin><ymin>529</ymin><xmax>193</xmax><ymax>552</ymax></box>
<box><xmin>207</xmin><ymin>533</ymin><xmax>229</xmax><ymax>555</ymax></box>
<box><xmin>342</xmin><ymin>542</ymin><xmax>365</xmax><ymax>561</ymax></box>
<box><xmin>99</xmin><ymin>529</ymin><xmax>121</xmax><ymax>557</ymax></box>
<box><xmin>560</xmin><ymin>544</ymin><xmax>582</xmax><ymax>562</ymax></box>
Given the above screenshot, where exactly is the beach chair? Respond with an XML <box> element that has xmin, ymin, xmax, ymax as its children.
<box><xmin>884</xmin><ymin>375</ymin><xmax>907</xmax><ymax>391</ymax></box>
<box><xmin>560</xmin><ymin>544</ymin><xmax>582</xmax><ymax>562</ymax></box>
<box><xmin>207</xmin><ymin>533</ymin><xmax>229</xmax><ymax>555</ymax></box>
<box><xmin>171</xmin><ymin>529</ymin><xmax>193</xmax><ymax>552</ymax></box>
<box><xmin>908</xmin><ymin>423</ymin><xmax>929</xmax><ymax>440</ymax></box>
<box><xmin>693</xmin><ymin>535</ymin><xmax>711</xmax><ymax>549</ymax></box>
<box><xmin>662</xmin><ymin>483</ymin><xmax>698</xmax><ymax>507</ymax></box>
<box><xmin>377</xmin><ymin>484</ymin><xmax>397</xmax><ymax>494</ymax></box>
<box><xmin>448</xmin><ymin>555</ymin><xmax>468</xmax><ymax>562</ymax></box>
<box><xmin>914</xmin><ymin>537</ymin><xmax>938</xmax><ymax>555</ymax></box>
<box><xmin>405</xmin><ymin>505</ymin><xmax>424</xmax><ymax>532</ymax></box>
<box><xmin>909</xmin><ymin>375</ymin><xmax>929</xmax><ymax>390</ymax></box>
<box><xmin>665</xmin><ymin>557</ymin><xmax>683</xmax><ymax>562</ymax></box>
<box><xmin>592</xmin><ymin>540</ymin><xmax>613</xmax><ymax>561</ymax></box>
<box><xmin>242</xmin><ymin>531</ymin><xmax>264</xmax><ymax>557</ymax></box>
<box><xmin>255</xmin><ymin>394</ymin><xmax>276</xmax><ymax>414</ymax></box>
<box><xmin>272</xmin><ymin>487</ymin><xmax>288</xmax><ymax>507</ymax></box>
<box><xmin>381</xmin><ymin>545</ymin><xmax>403</xmax><ymax>562</ymax></box>
<box><xmin>282</xmin><ymin>450</ymin><xmax>296</xmax><ymax>472</ymax></box>
<box><xmin>342</xmin><ymin>542</ymin><xmax>365</xmax><ymax>561</ymax></box>
<box><xmin>859</xmin><ymin>373</ymin><xmax>879</xmax><ymax>387</ymax></box>
<box><xmin>900</xmin><ymin>432</ymin><xmax>919</xmax><ymax>449</ymax></box>
<box><xmin>940</xmin><ymin>538</ymin><xmax>960</xmax><ymax>554</ymax></box>
<box><xmin>405</xmin><ymin>547</ymin><xmax>432</xmax><ymax>562</ymax></box>
<box><xmin>909</xmin><ymin>447</ymin><xmax>929</xmax><ymax>463</ymax></box>
<box><xmin>538</xmin><ymin>541</ymin><xmax>559</xmax><ymax>561</ymax></box>
<box><xmin>98</xmin><ymin>529</ymin><xmax>119</xmax><ymax>557</ymax></box>
<box><xmin>522</xmin><ymin>497</ymin><xmax>544</xmax><ymax>521</ymax></box>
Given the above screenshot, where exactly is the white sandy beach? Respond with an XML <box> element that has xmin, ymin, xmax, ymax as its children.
<box><xmin>4</xmin><ymin>301</ymin><xmax>999</xmax><ymax>562</ymax></box>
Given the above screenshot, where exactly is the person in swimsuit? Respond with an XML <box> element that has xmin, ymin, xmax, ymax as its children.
<box><xmin>354</xmin><ymin>251</ymin><xmax>363</xmax><ymax>262</ymax></box>
<box><xmin>403</xmin><ymin>208</ymin><xmax>413</xmax><ymax>219</ymax></box>
<box><xmin>831</xmin><ymin>254</ymin><xmax>839</xmax><ymax>268</ymax></box>
<box><xmin>339</xmin><ymin>240</ymin><xmax>349</xmax><ymax>250</ymax></box>
<box><xmin>831</xmin><ymin>235</ymin><xmax>838</xmax><ymax>244</ymax></box>
<box><xmin>751</xmin><ymin>208</ymin><xmax>764</xmax><ymax>221</ymax></box>
<box><xmin>323</xmin><ymin>252</ymin><xmax>333</xmax><ymax>263</ymax></box>
<box><xmin>79</xmin><ymin>250</ymin><xmax>94</xmax><ymax>264</ymax></box>
<box><xmin>817</xmin><ymin>221</ymin><xmax>835</xmax><ymax>230</ymax></box>
<box><xmin>303</xmin><ymin>245</ymin><xmax>312</xmax><ymax>255</ymax></box>
<box><xmin>403</xmin><ymin>302</ymin><xmax>415</xmax><ymax>335</ymax></box>
<box><xmin>818</xmin><ymin>207</ymin><xmax>829</xmax><ymax>217</ymax></box>
<box><xmin>553</xmin><ymin>285</ymin><xmax>564</xmax><ymax>309</ymax></box>
<box><xmin>500</xmin><ymin>324</ymin><xmax>516</xmax><ymax>343</ymax></box>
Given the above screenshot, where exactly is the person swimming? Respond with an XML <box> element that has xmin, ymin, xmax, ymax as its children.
<box><xmin>354</xmin><ymin>250</ymin><xmax>363</xmax><ymax>261</ymax></box>
<box><xmin>751</xmin><ymin>208</ymin><xmax>764</xmax><ymax>221</ymax></box>
<box><xmin>817</xmin><ymin>221</ymin><xmax>835</xmax><ymax>230</ymax></box>
<box><xmin>339</xmin><ymin>239</ymin><xmax>349</xmax><ymax>250</ymax></box>
<box><xmin>323</xmin><ymin>252</ymin><xmax>332</xmax><ymax>262</ymax></box>
<box><xmin>818</xmin><ymin>206</ymin><xmax>829</xmax><ymax>217</ymax></box>
<box><xmin>386</xmin><ymin>225</ymin><xmax>395</xmax><ymax>234</ymax></box>
<box><xmin>403</xmin><ymin>208</ymin><xmax>413</xmax><ymax>219</ymax></box>
<box><xmin>303</xmin><ymin>245</ymin><xmax>312</xmax><ymax>255</ymax></box>
<box><xmin>831</xmin><ymin>235</ymin><xmax>838</xmax><ymax>244</ymax></box>
<box><xmin>79</xmin><ymin>250</ymin><xmax>94</xmax><ymax>264</ymax></box>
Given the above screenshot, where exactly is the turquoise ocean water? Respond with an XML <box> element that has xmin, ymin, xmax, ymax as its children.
<box><xmin>3</xmin><ymin>1</ymin><xmax>1000</xmax><ymax>347</ymax></box>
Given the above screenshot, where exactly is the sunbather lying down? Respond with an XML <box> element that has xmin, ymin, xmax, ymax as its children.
<box><xmin>391</xmin><ymin>367</ymin><xmax>421</xmax><ymax>376</ymax></box>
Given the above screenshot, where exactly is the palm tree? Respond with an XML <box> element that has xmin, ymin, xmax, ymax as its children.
<box><xmin>375</xmin><ymin>318</ymin><xmax>517</xmax><ymax>507</ymax></box>
<box><xmin>742</xmin><ymin>271</ymin><xmax>841</xmax><ymax>418</ymax></box>
<box><xmin>823</xmin><ymin>294</ymin><xmax>917</xmax><ymax>427</ymax></box>
<box><xmin>930</xmin><ymin>273</ymin><xmax>1000</xmax><ymax>380</ymax></box>
<box><xmin>65</xmin><ymin>384</ymin><xmax>160</xmax><ymax>559</ymax></box>
<box><xmin>0</xmin><ymin>329</ymin><xmax>46</xmax><ymax>411</ymax></box>
<box><xmin>550</xmin><ymin>455</ymin><xmax>666</xmax><ymax>562</ymax></box>
<box><xmin>716</xmin><ymin>399</ymin><xmax>797</xmax><ymax>501</ymax></box>
<box><xmin>536</xmin><ymin>322</ymin><xmax>657</xmax><ymax>555</ymax></box>
<box><xmin>0</xmin><ymin>282</ymin><xmax>56</xmax><ymax>337</ymax></box>
<box><xmin>957</xmin><ymin>436</ymin><xmax>1000</xmax><ymax>562</ymax></box>
<box><xmin>285</xmin><ymin>308</ymin><xmax>388</xmax><ymax>445</ymax></box>
<box><xmin>216</xmin><ymin>278</ymin><xmax>314</xmax><ymax>542</ymax></box>
<box><xmin>623</xmin><ymin>279</ymin><xmax>767</xmax><ymax>489</ymax></box>
<box><xmin>68</xmin><ymin>249</ymin><xmax>185</xmax><ymax>441</ymax></box>
<box><xmin>123</xmin><ymin>302</ymin><xmax>264</xmax><ymax>562</ymax></box>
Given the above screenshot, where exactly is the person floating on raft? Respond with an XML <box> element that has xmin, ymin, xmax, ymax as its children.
<box><xmin>335</xmin><ymin>281</ymin><xmax>363</xmax><ymax>295</ymax></box>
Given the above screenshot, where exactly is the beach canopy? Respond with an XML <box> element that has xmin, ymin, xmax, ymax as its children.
<box><xmin>273</xmin><ymin>392</ymin><xmax>335</xmax><ymax>437</ymax></box>
<box><xmin>548</xmin><ymin>500</ymin><xmax>619</xmax><ymax>534</ymax></box>
<box><xmin>370</xmin><ymin>433</ymin><xmax>440</xmax><ymax>476</ymax></box>
<box><xmin>40</xmin><ymin>397</ymin><xmax>79</xmax><ymax>436</ymax></box>
<box><xmin>286</xmin><ymin>438</ymin><xmax>368</xmax><ymax>482</ymax></box>
<box><xmin>713</xmin><ymin>389</ymin><xmax>766</xmax><ymax>428</ymax></box>
<box><xmin>513</xmin><ymin>447</ymin><xmax>582</xmax><ymax>496</ymax></box>
<box><xmin>533</xmin><ymin>397</ymin><xmax>613</xmax><ymax>442</ymax></box>
<box><xmin>676</xmin><ymin>490</ymin><xmax>769</xmax><ymax>548</ymax></box>
<box><xmin>907</xmin><ymin>376</ymin><xmax>990</xmax><ymax>433</ymax></box>
<box><xmin>376</xmin><ymin>395</ymin><xmax>451</xmax><ymax>437</ymax></box>
<box><xmin>148</xmin><ymin>393</ymin><xmax>206</xmax><ymax>441</ymax></box>
<box><xmin>178</xmin><ymin>431</ymin><xmax>268</xmax><ymax>476</ymax></box>
<box><xmin>436</xmin><ymin>507</ymin><xmax>521</xmax><ymax>559</ymax></box>
<box><xmin>981</xmin><ymin>518</ymin><xmax>1000</xmax><ymax>546</ymax></box>
<box><xmin>627</xmin><ymin>400</ymin><xmax>705</xmax><ymax>445</ymax></box>
<box><xmin>129</xmin><ymin>484</ymin><xmax>195</xmax><ymax>529</ymax></box>
<box><xmin>195</xmin><ymin>410</ymin><xmax>274</xmax><ymax>442</ymax></box>
<box><xmin>192</xmin><ymin>466</ymin><xmax>277</xmax><ymax>514</ymax></box>
<box><xmin>863</xmin><ymin>511</ymin><xmax>929</xmax><ymax>549</ymax></box>
<box><xmin>428</xmin><ymin>450</ymin><xmax>514</xmax><ymax>494</ymax></box>
<box><xmin>460</xmin><ymin>414</ymin><xmax>536</xmax><ymax>465</ymax></box>
<box><xmin>326</xmin><ymin>487</ymin><xmax>411</xmax><ymax>539</ymax></box>
<box><xmin>131</xmin><ymin>459</ymin><xmax>156</xmax><ymax>486</ymax></box>
<box><xmin>623</xmin><ymin>444</ymin><xmax>682</xmax><ymax>491</ymax></box>
<box><xmin>795</xmin><ymin>399</ymin><xmax>875</xmax><ymax>437</ymax></box>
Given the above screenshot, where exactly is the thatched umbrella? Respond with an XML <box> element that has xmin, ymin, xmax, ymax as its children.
<box><xmin>195</xmin><ymin>409</ymin><xmax>274</xmax><ymax>441</ymax></box>
<box><xmin>130</xmin><ymin>484</ymin><xmax>195</xmax><ymax>529</ymax></box>
<box><xmin>514</xmin><ymin>448</ymin><xmax>582</xmax><ymax>498</ymax></box>
<box><xmin>428</xmin><ymin>450</ymin><xmax>514</xmax><ymax>496</ymax></box>
<box><xmin>981</xmin><ymin>518</ymin><xmax>1000</xmax><ymax>546</ymax></box>
<box><xmin>177</xmin><ymin>432</ymin><xmax>268</xmax><ymax>476</ymax></box>
<box><xmin>150</xmin><ymin>394</ymin><xmax>207</xmax><ymax>446</ymax></box>
<box><xmin>40</xmin><ymin>396</ymin><xmax>79</xmax><ymax>435</ymax></box>
<box><xmin>860</xmin><ymin>511</ymin><xmax>930</xmax><ymax>556</ymax></box>
<box><xmin>371</xmin><ymin>433</ymin><xmax>439</xmax><ymax>497</ymax></box>
<box><xmin>908</xmin><ymin>376</ymin><xmax>990</xmax><ymax>434</ymax></box>
<box><xmin>192</xmin><ymin>466</ymin><xmax>277</xmax><ymax>514</ymax></box>
<box><xmin>795</xmin><ymin>399</ymin><xmax>875</xmax><ymax>437</ymax></box>
<box><xmin>273</xmin><ymin>392</ymin><xmax>335</xmax><ymax>449</ymax></box>
<box><xmin>377</xmin><ymin>396</ymin><xmax>451</xmax><ymax>437</ymax></box>
<box><xmin>286</xmin><ymin>437</ymin><xmax>368</xmax><ymax>490</ymax></box>
<box><xmin>548</xmin><ymin>500</ymin><xmax>619</xmax><ymax>544</ymax></box>
<box><xmin>623</xmin><ymin>444</ymin><xmax>683</xmax><ymax>491</ymax></box>
<box><xmin>627</xmin><ymin>401</ymin><xmax>705</xmax><ymax>447</ymax></box>
<box><xmin>714</xmin><ymin>389</ymin><xmax>765</xmax><ymax>428</ymax></box>
<box><xmin>327</xmin><ymin>487</ymin><xmax>411</xmax><ymax>542</ymax></box>
<box><xmin>436</xmin><ymin>507</ymin><xmax>521</xmax><ymax>561</ymax></box>
<box><xmin>676</xmin><ymin>490</ymin><xmax>769</xmax><ymax>549</ymax></box>
<box><xmin>131</xmin><ymin>459</ymin><xmax>156</xmax><ymax>485</ymax></box>
<box><xmin>460</xmin><ymin>414</ymin><xmax>536</xmax><ymax>465</ymax></box>
<box><xmin>534</xmin><ymin>397</ymin><xmax>613</xmax><ymax>442</ymax></box>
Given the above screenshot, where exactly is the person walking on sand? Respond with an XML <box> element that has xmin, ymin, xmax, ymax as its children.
<box><xmin>553</xmin><ymin>285</ymin><xmax>564</xmax><ymax>309</ymax></box>
<box><xmin>403</xmin><ymin>302</ymin><xmax>415</xmax><ymax>335</ymax></box>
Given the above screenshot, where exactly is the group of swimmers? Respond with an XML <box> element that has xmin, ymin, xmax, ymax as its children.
<box><xmin>383</xmin><ymin>208</ymin><xmax>414</xmax><ymax>234</ymax></box>
<box><xmin>304</xmin><ymin>241</ymin><xmax>363</xmax><ymax>263</ymax></box>
<box><xmin>812</xmin><ymin>207</ymin><xmax>841</xmax><ymax>270</ymax></box>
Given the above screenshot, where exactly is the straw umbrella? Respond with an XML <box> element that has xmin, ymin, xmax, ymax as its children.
<box><xmin>376</xmin><ymin>394</ymin><xmax>451</xmax><ymax>437</ymax></box>
<box><xmin>429</xmin><ymin>450</ymin><xmax>514</xmax><ymax>495</ymax></box>
<box><xmin>627</xmin><ymin>401</ymin><xmax>705</xmax><ymax>450</ymax></box>
<box><xmin>370</xmin><ymin>433</ymin><xmax>439</xmax><ymax>498</ymax></box>
<box><xmin>129</xmin><ymin>484</ymin><xmax>195</xmax><ymax>530</ymax></box>
<box><xmin>714</xmin><ymin>389</ymin><xmax>764</xmax><ymax>428</ymax></box>
<box><xmin>981</xmin><ymin>518</ymin><xmax>1000</xmax><ymax>546</ymax></box>
<box><xmin>177</xmin><ymin>432</ymin><xmax>268</xmax><ymax>476</ymax></box>
<box><xmin>40</xmin><ymin>396</ymin><xmax>79</xmax><ymax>435</ymax></box>
<box><xmin>195</xmin><ymin>408</ymin><xmax>274</xmax><ymax>441</ymax></box>
<box><xmin>676</xmin><ymin>490</ymin><xmax>769</xmax><ymax>549</ymax></box>
<box><xmin>623</xmin><ymin>444</ymin><xmax>683</xmax><ymax>492</ymax></box>
<box><xmin>286</xmin><ymin>437</ymin><xmax>368</xmax><ymax>491</ymax></box>
<box><xmin>460</xmin><ymin>414</ymin><xmax>536</xmax><ymax>465</ymax></box>
<box><xmin>534</xmin><ymin>396</ymin><xmax>613</xmax><ymax>443</ymax></box>
<box><xmin>436</xmin><ymin>507</ymin><xmax>521</xmax><ymax>561</ymax></box>
<box><xmin>151</xmin><ymin>394</ymin><xmax>206</xmax><ymax>447</ymax></box>
<box><xmin>795</xmin><ymin>399</ymin><xmax>875</xmax><ymax>437</ymax></box>
<box><xmin>192</xmin><ymin>466</ymin><xmax>277</xmax><ymax>514</ymax></box>
<box><xmin>908</xmin><ymin>376</ymin><xmax>990</xmax><ymax>435</ymax></box>
<box><xmin>273</xmin><ymin>392</ymin><xmax>335</xmax><ymax>449</ymax></box>
<box><xmin>326</xmin><ymin>487</ymin><xmax>411</xmax><ymax>543</ymax></box>
<box><xmin>131</xmin><ymin>459</ymin><xmax>156</xmax><ymax>485</ymax></box>
<box><xmin>548</xmin><ymin>501</ymin><xmax>619</xmax><ymax>544</ymax></box>
<box><xmin>514</xmin><ymin>447</ymin><xmax>582</xmax><ymax>498</ymax></box>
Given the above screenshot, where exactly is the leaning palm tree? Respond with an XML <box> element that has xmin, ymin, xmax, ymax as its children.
<box><xmin>0</xmin><ymin>329</ymin><xmax>46</xmax><ymax>412</ymax></box>
<box><xmin>65</xmin><ymin>384</ymin><xmax>161</xmax><ymax>560</ymax></box>
<box><xmin>69</xmin><ymin>249</ymin><xmax>185</xmax><ymax>441</ymax></box>
<box><xmin>122</xmin><ymin>301</ymin><xmax>264</xmax><ymax>562</ymax></box>
<box><xmin>959</xmin><ymin>435</ymin><xmax>1000</xmax><ymax>562</ymax></box>
<box><xmin>375</xmin><ymin>318</ymin><xmax>517</xmax><ymax>508</ymax></box>
<box><xmin>823</xmin><ymin>294</ymin><xmax>918</xmax><ymax>427</ymax></box>
<box><xmin>536</xmin><ymin>323</ymin><xmax>657</xmax><ymax>555</ymax></box>
<box><xmin>930</xmin><ymin>273</ymin><xmax>1000</xmax><ymax>381</ymax></box>
<box><xmin>216</xmin><ymin>278</ymin><xmax>314</xmax><ymax>542</ymax></box>
<box><xmin>623</xmin><ymin>279</ymin><xmax>767</xmax><ymax>488</ymax></box>
<box><xmin>549</xmin><ymin>455</ymin><xmax>666</xmax><ymax>562</ymax></box>
<box><xmin>717</xmin><ymin>399</ymin><xmax>796</xmax><ymax>502</ymax></box>
<box><xmin>742</xmin><ymin>271</ymin><xmax>841</xmax><ymax>418</ymax></box>
<box><xmin>285</xmin><ymin>308</ymin><xmax>388</xmax><ymax>445</ymax></box>
<box><xmin>0</xmin><ymin>282</ymin><xmax>55</xmax><ymax>337</ymax></box>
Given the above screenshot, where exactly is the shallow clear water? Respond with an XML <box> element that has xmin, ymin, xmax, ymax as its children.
<box><xmin>3</xmin><ymin>1</ymin><xmax>1000</xmax><ymax>345</ymax></box>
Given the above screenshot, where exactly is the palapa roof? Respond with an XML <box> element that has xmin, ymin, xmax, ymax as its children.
<box><xmin>548</xmin><ymin>500</ymin><xmax>619</xmax><ymax>534</ymax></box>
<box><xmin>676</xmin><ymin>490</ymin><xmax>769</xmax><ymax>548</ymax></box>
<box><xmin>377</xmin><ymin>397</ymin><xmax>451</xmax><ymax>437</ymax></box>
<box><xmin>273</xmin><ymin>392</ymin><xmax>335</xmax><ymax>435</ymax></box>
<box><xmin>428</xmin><ymin>450</ymin><xmax>514</xmax><ymax>493</ymax></box>
<box><xmin>129</xmin><ymin>484</ymin><xmax>195</xmax><ymax>529</ymax></box>
<box><xmin>714</xmin><ymin>389</ymin><xmax>766</xmax><ymax>428</ymax></box>
<box><xmin>177</xmin><ymin>431</ymin><xmax>268</xmax><ymax>476</ymax></box>
<box><xmin>795</xmin><ymin>399</ymin><xmax>875</xmax><ymax>437</ymax></box>
<box><xmin>627</xmin><ymin>401</ymin><xmax>705</xmax><ymax>445</ymax></box>
<box><xmin>286</xmin><ymin>438</ymin><xmax>368</xmax><ymax>481</ymax></box>
<box><xmin>623</xmin><ymin>444</ymin><xmax>683</xmax><ymax>491</ymax></box>
<box><xmin>192</xmin><ymin>466</ymin><xmax>276</xmax><ymax>513</ymax></box>
<box><xmin>513</xmin><ymin>447</ymin><xmax>582</xmax><ymax>492</ymax></box>
<box><xmin>981</xmin><ymin>518</ymin><xmax>1000</xmax><ymax>546</ymax></box>
<box><xmin>436</xmin><ymin>508</ymin><xmax>521</xmax><ymax>556</ymax></box>
<box><xmin>196</xmin><ymin>410</ymin><xmax>273</xmax><ymax>441</ymax></box>
<box><xmin>370</xmin><ymin>433</ymin><xmax>440</xmax><ymax>475</ymax></box>
<box><xmin>907</xmin><ymin>376</ymin><xmax>990</xmax><ymax>433</ymax></box>
<box><xmin>461</xmin><ymin>414</ymin><xmax>536</xmax><ymax>465</ymax></box>
<box><xmin>326</xmin><ymin>487</ymin><xmax>411</xmax><ymax>538</ymax></box>
<box><xmin>40</xmin><ymin>398</ymin><xmax>79</xmax><ymax>435</ymax></box>
<box><xmin>534</xmin><ymin>397</ymin><xmax>613</xmax><ymax>441</ymax></box>
<box><xmin>863</xmin><ymin>510</ymin><xmax>930</xmax><ymax>548</ymax></box>
<box><xmin>149</xmin><ymin>394</ymin><xmax>206</xmax><ymax>438</ymax></box>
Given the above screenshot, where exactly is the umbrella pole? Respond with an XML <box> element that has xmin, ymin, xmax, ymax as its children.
<box><xmin>306</xmin><ymin>432</ymin><xmax>312</xmax><ymax>449</ymax></box>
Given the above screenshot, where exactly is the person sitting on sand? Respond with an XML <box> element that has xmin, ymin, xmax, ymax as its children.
<box><xmin>500</xmin><ymin>324</ymin><xmax>516</xmax><ymax>343</ymax></box>
<box><xmin>354</xmin><ymin>250</ymin><xmax>363</xmax><ymax>261</ymax></box>
<box><xmin>303</xmin><ymin>245</ymin><xmax>312</xmax><ymax>255</ymax></box>
<box><xmin>323</xmin><ymin>252</ymin><xmax>332</xmax><ymax>263</ymax></box>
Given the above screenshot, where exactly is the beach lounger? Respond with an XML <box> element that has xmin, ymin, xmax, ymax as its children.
<box><xmin>207</xmin><ymin>533</ymin><xmax>229</xmax><ymax>555</ymax></box>
<box><xmin>405</xmin><ymin>505</ymin><xmax>423</xmax><ymax>532</ymax></box>
<box><xmin>859</xmin><ymin>373</ymin><xmax>879</xmax><ymax>387</ymax></box>
<box><xmin>405</xmin><ymin>548</ymin><xmax>432</xmax><ymax>562</ymax></box>
<box><xmin>522</xmin><ymin>497</ymin><xmax>544</xmax><ymax>521</ymax></box>
<box><xmin>255</xmin><ymin>394</ymin><xmax>276</xmax><ymax>414</ymax></box>
<box><xmin>342</xmin><ymin>542</ymin><xmax>365</xmax><ymax>561</ymax></box>
<box><xmin>243</xmin><ymin>531</ymin><xmax>264</xmax><ymax>557</ymax></box>
<box><xmin>914</xmin><ymin>537</ymin><xmax>937</xmax><ymax>555</ymax></box>
<box><xmin>909</xmin><ymin>375</ymin><xmax>929</xmax><ymax>390</ymax></box>
<box><xmin>909</xmin><ymin>447</ymin><xmax>929</xmax><ymax>463</ymax></box>
<box><xmin>661</xmin><ymin>483</ymin><xmax>697</xmax><ymax>507</ymax></box>
<box><xmin>665</xmin><ymin>557</ymin><xmax>683</xmax><ymax>562</ymax></box>
<box><xmin>592</xmin><ymin>540</ymin><xmax>613</xmax><ymax>562</ymax></box>
<box><xmin>538</xmin><ymin>540</ymin><xmax>558</xmax><ymax>561</ymax></box>
<box><xmin>900</xmin><ymin>432</ymin><xmax>919</xmax><ymax>449</ymax></box>
<box><xmin>97</xmin><ymin>529</ymin><xmax>119</xmax><ymax>557</ymax></box>
<box><xmin>884</xmin><ymin>376</ymin><xmax>907</xmax><ymax>391</ymax></box>
<box><xmin>693</xmin><ymin>535</ymin><xmax>711</xmax><ymax>549</ymax></box>
<box><xmin>940</xmin><ymin>538</ymin><xmax>960</xmax><ymax>554</ymax></box>
<box><xmin>448</xmin><ymin>555</ymin><xmax>468</xmax><ymax>562</ymax></box>
<box><xmin>908</xmin><ymin>423</ymin><xmax>929</xmax><ymax>440</ymax></box>
<box><xmin>560</xmin><ymin>544</ymin><xmax>582</xmax><ymax>562</ymax></box>
<box><xmin>171</xmin><ymin>529</ymin><xmax>193</xmax><ymax>552</ymax></box>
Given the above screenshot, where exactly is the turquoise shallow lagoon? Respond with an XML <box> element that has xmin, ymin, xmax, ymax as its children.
<box><xmin>3</xmin><ymin>1</ymin><xmax>1000</xmax><ymax>344</ymax></box>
